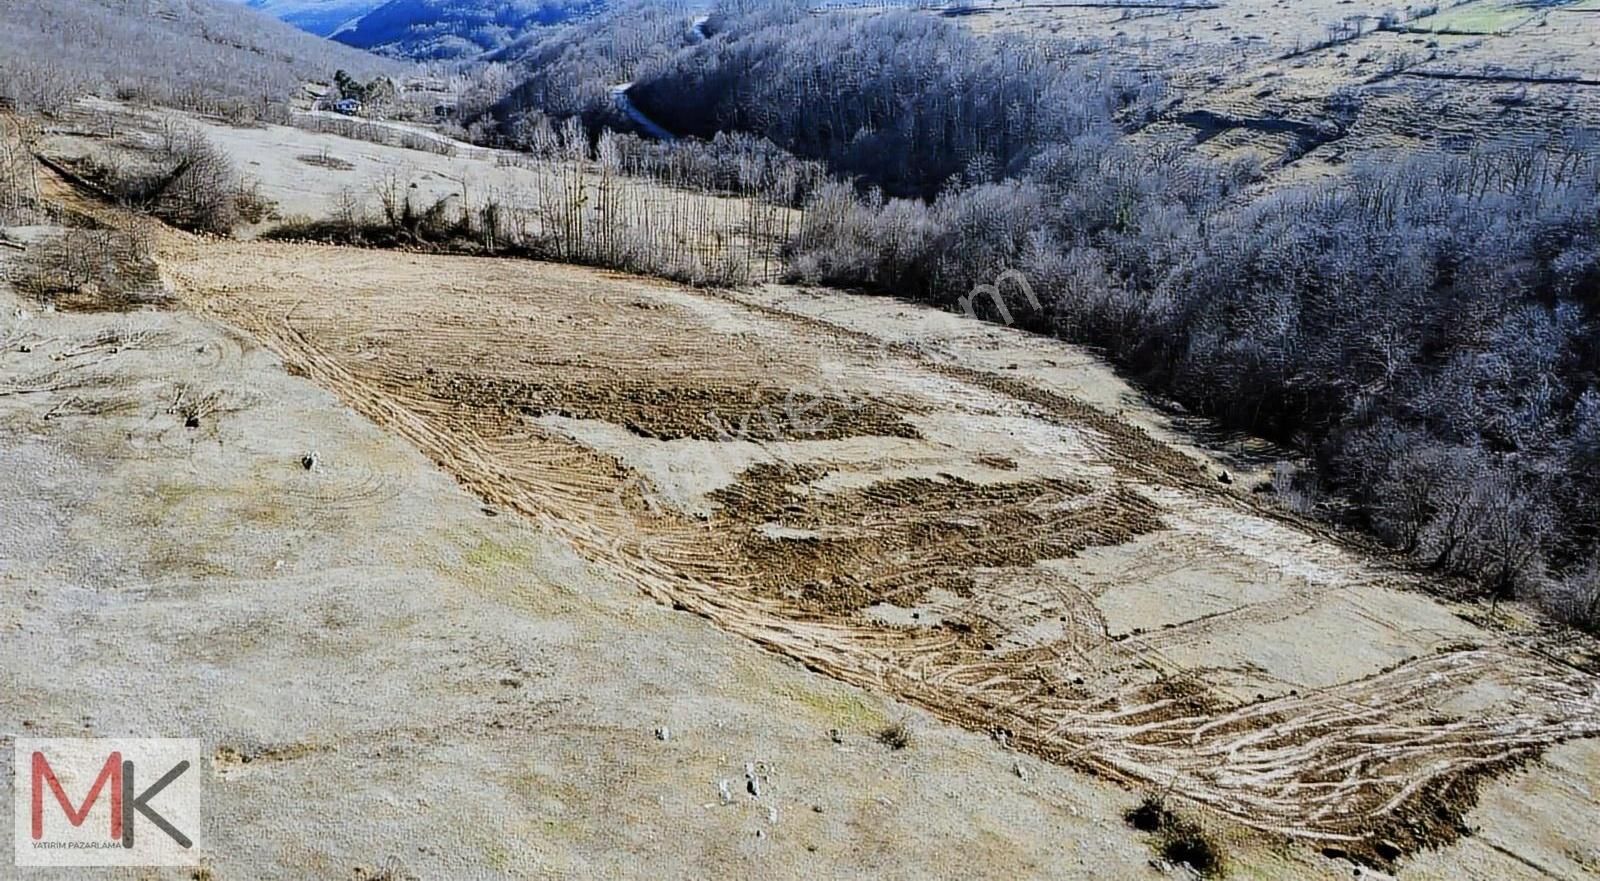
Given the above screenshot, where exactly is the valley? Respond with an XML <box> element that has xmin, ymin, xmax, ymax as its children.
<box><xmin>3</xmin><ymin>0</ymin><xmax>1599</xmax><ymax>876</ymax></box>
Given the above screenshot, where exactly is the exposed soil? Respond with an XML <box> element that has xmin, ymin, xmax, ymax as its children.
<box><xmin>4</xmin><ymin>259</ymin><xmax>1186</xmax><ymax>881</ymax></box>
<box><xmin>423</xmin><ymin>372</ymin><xmax>920</xmax><ymax>442</ymax></box>
<box><xmin>11</xmin><ymin>112</ymin><xmax>1599</xmax><ymax>878</ymax></box>
<box><xmin>150</xmin><ymin>236</ymin><xmax>1600</xmax><ymax>864</ymax></box>
<box><xmin>707</xmin><ymin>465</ymin><xmax>1163</xmax><ymax>616</ymax></box>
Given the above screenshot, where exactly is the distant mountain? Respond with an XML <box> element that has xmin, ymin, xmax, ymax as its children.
<box><xmin>230</xmin><ymin>0</ymin><xmax>606</xmax><ymax>58</ymax></box>
<box><xmin>240</xmin><ymin>0</ymin><xmax>391</xmax><ymax>37</ymax></box>
<box><xmin>338</xmin><ymin>0</ymin><xmax>606</xmax><ymax>58</ymax></box>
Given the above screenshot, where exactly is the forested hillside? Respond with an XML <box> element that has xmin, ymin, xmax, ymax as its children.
<box><xmin>240</xmin><ymin>0</ymin><xmax>390</xmax><ymax>36</ymax></box>
<box><xmin>627</xmin><ymin>7</ymin><xmax>1153</xmax><ymax>197</ymax></box>
<box><xmin>338</xmin><ymin>0</ymin><xmax>605</xmax><ymax>57</ymax></box>
<box><xmin>0</xmin><ymin>0</ymin><xmax>397</xmax><ymax>114</ymax></box>
<box><xmin>231</xmin><ymin>0</ymin><xmax>607</xmax><ymax>57</ymax></box>
<box><xmin>484</xmin><ymin>0</ymin><xmax>1600</xmax><ymax>628</ymax></box>
<box><xmin>492</xmin><ymin>0</ymin><xmax>701</xmax><ymax>121</ymax></box>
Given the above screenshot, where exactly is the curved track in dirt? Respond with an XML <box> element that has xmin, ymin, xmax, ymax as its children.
<box><xmin>152</xmin><ymin>237</ymin><xmax>1600</xmax><ymax>864</ymax></box>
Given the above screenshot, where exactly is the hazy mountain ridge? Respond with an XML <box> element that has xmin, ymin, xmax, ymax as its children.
<box><xmin>231</xmin><ymin>0</ymin><xmax>608</xmax><ymax>58</ymax></box>
<box><xmin>242</xmin><ymin>0</ymin><xmax>392</xmax><ymax>36</ymax></box>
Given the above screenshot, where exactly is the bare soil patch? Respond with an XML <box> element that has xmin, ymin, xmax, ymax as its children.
<box><xmin>155</xmin><ymin>237</ymin><xmax>1600</xmax><ymax>864</ymax></box>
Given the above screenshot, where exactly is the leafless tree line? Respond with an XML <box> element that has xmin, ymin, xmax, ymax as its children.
<box><xmin>0</xmin><ymin>118</ymin><xmax>46</xmax><ymax>225</ymax></box>
<box><xmin>786</xmin><ymin>137</ymin><xmax>1600</xmax><ymax>630</ymax></box>
<box><xmin>283</xmin><ymin>120</ymin><xmax>796</xmax><ymax>285</ymax></box>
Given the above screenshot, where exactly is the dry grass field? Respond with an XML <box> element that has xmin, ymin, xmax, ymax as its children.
<box><xmin>6</xmin><ymin>101</ymin><xmax>1600</xmax><ymax>877</ymax></box>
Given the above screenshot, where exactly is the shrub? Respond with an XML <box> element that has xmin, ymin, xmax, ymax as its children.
<box><xmin>876</xmin><ymin>720</ymin><xmax>913</xmax><ymax>751</ymax></box>
<box><xmin>72</xmin><ymin>127</ymin><xmax>246</xmax><ymax>235</ymax></box>
<box><xmin>1124</xmin><ymin>793</ymin><xmax>1228</xmax><ymax>876</ymax></box>
<box><xmin>9</xmin><ymin>227</ymin><xmax>165</xmax><ymax>312</ymax></box>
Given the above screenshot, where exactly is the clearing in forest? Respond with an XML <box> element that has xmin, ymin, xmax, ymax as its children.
<box><xmin>156</xmin><ymin>236</ymin><xmax>1600</xmax><ymax>867</ymax></box>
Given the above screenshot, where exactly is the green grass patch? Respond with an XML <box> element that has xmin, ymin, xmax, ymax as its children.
<box><xmin>1406</xmin><ymin>0</ymin><xmax>1538</xmax><ymax>33</ymax></box>
<box><xmin>464</xmin><ymin>536</ymin><xmax>535</xmax><ymax>571</ymax></box>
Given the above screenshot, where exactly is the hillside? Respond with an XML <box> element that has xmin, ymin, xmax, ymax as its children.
<box><xmin>234</xmin><ymin>0</ymin><xmax>608</xmax><ymax>57</ymax></box>
<box><xmin>344</xmin><ymin>0</ymin><xmax>605</xmax><ymax>57</ymax></box>
<box><xmin>5</xmin><ymin>107</ymin><xmax>1599</xmax><ymax>875</ymax></box>
<box><xmin>240</xmin><ymin>0</ymin><xmax>391</xmax><ymax>36</ymax></box>
<box><xmin>486</xmin><ymin>0</ymin><xmax>1600</xmax><ymax>639</ymax></box>
<box><xmin>0</xmin><ymin>0</ymin><xmax>398</xmax><ymax>113</ymax></box>
<box><xmin>930</xmin><ymin>0</ymin><xmax>1600</xmax><ymax>186</ymax></box>
<box><xmin>5</xmin><ymin>1</ymin><xmax>1600</xmax><ymax>877</ymax></box>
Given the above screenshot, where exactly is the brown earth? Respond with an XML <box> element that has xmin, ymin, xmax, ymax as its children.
<box><xmin>151</xmin><ymin>233</ymin><xmax>1600</xmax><ymax>868</ymax></box>
<box><xmin>6</xmin><ymin>112</ymin><xmax>1599</xmax><ymax>878</ymax></box>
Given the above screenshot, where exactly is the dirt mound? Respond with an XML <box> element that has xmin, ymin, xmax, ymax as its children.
<box><xmin>708</xmin><ymin>464</ymin><xmax>1162</xmax><ymax>617</ymax></box>
<box><xmin>423</xmin><ymin>372</ymin><xmax>919</xmax><ymax>441</ymax></box>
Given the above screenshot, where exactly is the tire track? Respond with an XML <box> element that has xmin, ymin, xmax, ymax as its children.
<box><xmin>164</xmin><ymin>239</ymin><xmax>1600</xmax><ymax>864</ymax></box>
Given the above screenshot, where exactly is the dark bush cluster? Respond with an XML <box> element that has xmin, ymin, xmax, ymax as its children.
<box><xmin>75</xmin><ymin>127</ymin><xmax>249</xmax><ymax>235</ymax></box>
<box><xmin>1124</xmin><ymin>794</ymin><xmax>1227</xmax><ymax>876</ymax></box>
<box><xmin>788</xmin><ymin>139</ymin><xmax>1600</xmax><ymax>629</ymax></box>
<box><xmin>483</xmin><ymin>0</ymin><xmax>1600</xmax><ymax>628</ymax></box>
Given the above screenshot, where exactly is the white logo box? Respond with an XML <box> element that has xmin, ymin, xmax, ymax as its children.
<box><xmin>13</xmin><ymin>738</ymin><xmax>201</xmax><ymax>867</ymax></box>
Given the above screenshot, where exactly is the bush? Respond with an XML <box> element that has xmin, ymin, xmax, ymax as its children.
<box><xmin>9</xmin><ymin>228</ymin><xmax>165</xmax><ymax>312</ymax></box>
<box><xmin>1124</xmin><ymin>794</ymin><xmax>1227</xmax><ymax>876</ymax></box>
<box><xmin>1161</xmin><ymin>824</ymin><xmax>1225</xmax><ymax>876</ymax></box>
<box><xmin>1539</xmin><ymin>560</ymin><xmax>1600</xmax><ymax>633</ymax></box>
<box><xmin>876</xmin><ymin>720</ymin><xmax>913</xmax><ymax>751</ymax></box>
<box><xmin>71</xmin><ymin>127</ymin><xmax>245</xmax><ymax>235</ymax></box>
<box><xmin>147</xmin><ymin>129</ymin><xmax>242</xmax><ymax>234</ymax></box>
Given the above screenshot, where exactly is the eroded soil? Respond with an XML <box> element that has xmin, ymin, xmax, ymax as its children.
<box><xmin>153</xmin><ymin>236</ymin><xmax>1600</xmax><ymax>867</ymax></box>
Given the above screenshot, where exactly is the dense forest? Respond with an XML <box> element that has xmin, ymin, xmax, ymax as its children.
<box><xmin>330</xmin><ymin>0</ymin><xmax>607</xmax><ymax>58</ymax></box>
<box><xmin>482</xmin><ymin>0</ymin><xmax>1600</xmax><ymax>628</ymax></box>
<box><xmin>627</xmin><ymin>5</ymin><xmax>1152</xmax><ymax>197</ymax></box>
<box><xmin>491</xmin><ymin>0</ymin><xmax>699</xmax><ymax>122</ymax></box>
